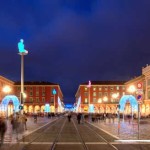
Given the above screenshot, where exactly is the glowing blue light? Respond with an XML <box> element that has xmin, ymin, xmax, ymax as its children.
<box><xmin>52</xmin><ymin>89</ymin><xmax>57</xmax><ymax>95</ymax></box>
<box><xmin>1</xmin><ymin>95</ymin><xmax>20</xmax><ymax>112</ymax></box>
<box><xmin>119</xmin><ymin>95</ymin><xmax>138</xmax><ymax>112</ymax></box>
<box><xmin>18</xmin><ymin>39</ymin><xmax>28</xmax><ymax>53</ymax></box>
<box><xmin>89</xmin><ymin>104</ymin><xmax>94</xmax><ymax>113</ymax></box>
<box><xmin>44</xmin><ymin>104</ymin><xmax>50</xmax><ymax>112</ymax></box>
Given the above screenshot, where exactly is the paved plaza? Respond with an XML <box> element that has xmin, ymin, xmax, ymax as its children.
<box><xmin>90</xmin><ymin>117</ymin><xmax>150</xmax><ymax>140</ymax></box>
<box><xmin>3</xmin><ymin>116</ymin><xmax>57</xmax><ymax>143</ymax></box>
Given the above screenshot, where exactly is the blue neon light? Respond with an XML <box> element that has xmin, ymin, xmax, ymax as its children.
<box><xmin>0</xmin><ymin>95</ymin><xmax>20</xmax><ymax>112</ymax></box>
<box><xmin>119</xmin><ymin>95</ymin><xmax>138</xmax><ymax>112</ymax></box>
<box><xmin>44</xmin><ymin>104</ymin><xmax>50</xmax><ymax>112</ymax></box>
<box><xmin>52</xmin><ymin>89</ymin><xmax>57</xmax><ymax>95</ymax></box>
<box><xmin>18</xmin><ymin>39</ymin><xmax>28</xmax><ymax>53</ymax></box>
<box><xmin>89</xmin><ymin>104</ymin><xmax>94</xmax><ymax>113</ymax></box>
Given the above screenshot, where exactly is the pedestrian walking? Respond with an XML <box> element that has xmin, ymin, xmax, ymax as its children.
<box><xmin>0</xmin><ymin>117</ymin><xmax>7</xmax><ymax>146</ymax></box>
<box><xmin>77</xmin><ymin>113</ymin><xmax>81</xmax><ymax>124</ymax></box>
<box><xmin>34</xmin><ymin>113</ymin><xmax>37</xmax><ymax>123</ymax></box>
<box><xmin>22</xmin><ymin>113</ymin><xmax>27</xmax><ymax>130</ymax></box>
<box><xmin>11</xmin><ymin>114</ymin><xmax>20</xmax><ymax>140</ymax></box>
<box><xmin>67</xmin><ymin>112</ymin><xmax>72</xmax><ymax>122</ymax></box>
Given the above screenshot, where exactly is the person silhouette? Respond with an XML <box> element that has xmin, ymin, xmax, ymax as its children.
<box><xmin>18</xmin><ymin>39</ymin><xmax>28</xmax><ymax>54</ymax></box>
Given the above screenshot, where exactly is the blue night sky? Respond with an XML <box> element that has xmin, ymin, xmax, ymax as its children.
<box><xmin>0</xmin><ymin>0</ymin><xmax>150</xmax><ymax>103</ymax></box>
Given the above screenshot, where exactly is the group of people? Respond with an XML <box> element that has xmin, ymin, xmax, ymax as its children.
<box><xmin>67</xmin><ymin>112</ymin><xmax>85</xmax><ymax>124</ymax></box>
<box><xmin>0</xmin><ymin>112</ymin><xmax>28</xmax><ymax>146</ymax></box>
<box><xmin>0</xmin><ymin>117</ymin><xmax>7</xmax><ymax>146</ymax></box>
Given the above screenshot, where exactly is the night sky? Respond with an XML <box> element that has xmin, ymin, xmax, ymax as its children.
<box><xmin>1</xmin><ymin>0</ymin><xmax>150</xmax><ymax>103</ymax></box>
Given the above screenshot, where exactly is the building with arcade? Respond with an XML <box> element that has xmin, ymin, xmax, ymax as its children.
<box><xmin>0</xmin><ymin>76</ymin><xmax>64</xmax><ymax>116</ymax></box>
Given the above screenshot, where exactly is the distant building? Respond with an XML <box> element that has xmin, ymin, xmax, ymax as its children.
<box><xmin>75</xmin><ymin>81</ymin><xmax>126</xmax><ymax>113</ymax></box>
<box><xmin>124</xmin><ymin>64</ymin><xmax>150</xmax><ymax>116</ymax></box>
<box><xmin>14</xmin><ymin>81</ymin><xmax>64</xmax><ymax>114</ymax></box>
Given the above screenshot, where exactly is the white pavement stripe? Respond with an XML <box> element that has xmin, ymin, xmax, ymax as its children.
<box><xmin>115</xmin><ymin>140</ymin><xmax>150</xmax><ymax>143</ymax></box>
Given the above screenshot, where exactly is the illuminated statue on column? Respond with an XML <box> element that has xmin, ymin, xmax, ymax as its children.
<box><xmin>18</xmin><ymin>39</ymin><xmax>28</xmax><ymax>54</ymax></box>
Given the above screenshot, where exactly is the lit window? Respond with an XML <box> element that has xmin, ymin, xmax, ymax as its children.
<box><xmin>105</xmin><ymin>87</ymin><xmax>108</xmax><ymax>91</ymax></box>
<box><xmin>116</xmin><ymin>86</ymin><xmax>119</xmax><ymax>90</ymax></box>
<box><xmin>93</xmin><ymin>87</ymin><xmax>96</xmax><ymax>91</ymax></box>
<box><xmin>93</xmin><ymin>92</ymin><xmax>96</xmax><ymax>96</ymax></box>
<box><xmin>99</xmin><ymin>87</ymin><xmax>102</xmax><ymax>91</ymax></box>
<box><xmin>85</xmin><ymin>98</ymin><xmax>88</xmax><ymax>103</ymax></box>
<box><xmin>85</xmin><ymin>87</ymin><xmax>87</xmax><ymax>91</ymax></box>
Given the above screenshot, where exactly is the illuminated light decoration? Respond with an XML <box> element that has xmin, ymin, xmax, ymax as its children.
<box><xmin>18</xmin><ymin>39</ymin><xmax>28</xmax><ymax>54</ymax></box>
<box><xmin>87</xmin><ymin>80</ymin><xmax>91</xmax><ymax>88</ymax></box>
<box><xmin>89</xmin><ymin>104</ymin><xmax>95</xmax><ymax>113</ymax></box>
<box><xmin>76</xmin><ymin>96</ymin><xmax>81</xmax><ymax>112</ymax></box>
<box><xmin>52</xmin><ymin>89</ymin><xmax>57</xmax><ymax>95</ymax></box>
<box><xmin>0</xmin><ymin>95</ymin><xmax>20</xmax><ymax>112</ymax></box>
<box><xmin>119</xmin><ymin>95</ymin><xmax>138</xmax><ymax>112</ymax></box>
<box><xmin>44</xmin><ymin>104</ymin><xmax>50</xmax><ymax>112</ymax></box>
<box><xmin>58</xmin><ymin>97</ymin><xmax>64</xmax><ymax>112</ymax></box>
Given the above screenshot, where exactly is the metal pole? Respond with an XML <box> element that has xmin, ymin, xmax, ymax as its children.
<box><xmin>118</xmin><ymin>109</ymin><xmax>120</xmax><ymax>135</ymax></box>
<box><xmin>20</xmin><ymin>54</ymin><xmax>24</xmax><ymax>114</ymax></box>
<box><xmin>138</xmin><ymin>102</ymin><xmax>140</xmax><ymax>139</ymax></box>
<box><xmin>54</xmin><ymin>94</ymin><xmax>55</xmax><ymax>113</ymax></box>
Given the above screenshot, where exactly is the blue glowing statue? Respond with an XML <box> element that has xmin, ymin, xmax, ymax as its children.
<box><xmin>18</xmin><ymin>39</ymin><xmax>28</xmax><ymax>54</ymax></box>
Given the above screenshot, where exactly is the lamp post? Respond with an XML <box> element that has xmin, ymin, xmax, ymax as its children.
<box><xmin>18</xmin><ymin>39</ymin><xmax>28</xmax><ymax>114</ymax></box>
<box><xmin>52</xmin><ymin>88</ymin><xmax>57</xmax><ymax>113</ymax></box>
<box><xmin>128</xmin><ymin>85</ymin><xmax>140</xmax><ymax>139</ymax></box>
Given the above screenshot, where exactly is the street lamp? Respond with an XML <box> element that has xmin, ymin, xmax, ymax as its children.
<box><xmin>2</xmin><ymin>85</ymin><xmax>11</xmax><ymax>94</ymax></box>
<box><xmin>18</xmin><ymin>39</ymin><xmax>28</xmax><ymax>114</ymax></box>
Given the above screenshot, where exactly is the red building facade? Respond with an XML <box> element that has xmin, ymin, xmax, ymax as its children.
<box><xmin>75</xmin><ymin>81</ymin><xmax>126</xmax><ymax>113</ymax></box>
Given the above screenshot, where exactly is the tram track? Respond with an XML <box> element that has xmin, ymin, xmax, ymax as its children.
<box><xmin>7</xmin><ymin>116</ymin><xmax>119</xmax><ymax>150</ymax></box>
<box><xmin>85</xmin><ymin>122</ymin><xmax>118</xmax><ymax>150</ymax></box>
